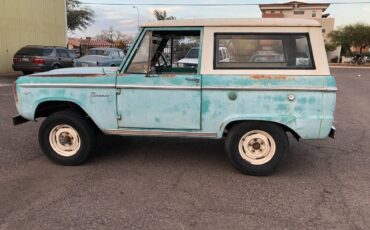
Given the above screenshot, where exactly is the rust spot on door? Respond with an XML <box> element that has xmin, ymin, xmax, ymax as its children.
<box><xmin>161</xmin><ymin>73</ymin><xmax>176</xmax><ymax>78</ymax></box>
<box><xmin>250</xmin><ymin>75</ymin><xmax>289</xmax><ymax>80</ymax></box>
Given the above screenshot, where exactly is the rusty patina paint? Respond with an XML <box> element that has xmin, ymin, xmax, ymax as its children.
<box><xmin>116</xmin><ymin>73</ymin><xmax>130</xmax><ymax>77</ymax></box>
<box><xmin>160</xmin><ymin>73</ymin><xmax>176</xmax><ymax>78</ymax></box>
<box><xmin>250</xmin><ymin>75</ymin><xmax>290</xmax><ymax>80</ymax></box>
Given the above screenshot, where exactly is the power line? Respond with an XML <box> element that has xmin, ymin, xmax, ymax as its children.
<box><xmin>80</xmin><ymin>1</ymin><xmax>370</xmax><ymax>6</ymax></box>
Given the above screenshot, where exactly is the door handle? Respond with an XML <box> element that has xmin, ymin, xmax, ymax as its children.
<box><xmin>185</xmin><ymin>78</ymin><xmax>200</xmax><ymax>84</ymax></box>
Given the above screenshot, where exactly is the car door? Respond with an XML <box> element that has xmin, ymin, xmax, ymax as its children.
<box><xmin>56</xmin><ymin>49</ymin><xmax>73</xmax><ymax>67</ymax></box>
<box><xmin>110</xmin><ymin>50</ymin><xmax>120</xmax><ymax>66</ymax></box>
<box><xmin>116</xmin><ymin>29</ymin><xmax>202</xmax><ymax>130</ymax></box>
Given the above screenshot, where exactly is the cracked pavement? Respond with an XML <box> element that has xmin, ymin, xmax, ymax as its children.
<box><xmin>0</xmin><ymin>68</ymin><xmax>369</xmax><ymax>229</ymax></box>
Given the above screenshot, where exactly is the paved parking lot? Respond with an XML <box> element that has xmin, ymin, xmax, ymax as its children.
<box><xmin>0</xmin><ymin>68</ymin><xmax>369</xmax><ymax>229</ymax></box>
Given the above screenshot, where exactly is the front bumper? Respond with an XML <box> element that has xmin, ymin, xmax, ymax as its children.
<box><xmin>12</xmin><ymin>115</ymin><xmax>30</xmax><ymax>126</ymax></box>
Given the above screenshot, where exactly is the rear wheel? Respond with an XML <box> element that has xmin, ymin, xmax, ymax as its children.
<box><xmin>39</xmin><ymin>111</ymin><xmax>96</xmax><ymax>165</ymax></box>
<box><xmin>52</xmin><ymin>64</ymin><xmax>60</xmax><ymax>69</ymax></box>
<box><xmin>225</xmin><ymin>122</ymin><xmax>288</xmax><ymax>176</ymax></box>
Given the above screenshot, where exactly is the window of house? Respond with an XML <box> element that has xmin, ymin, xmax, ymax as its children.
<box><xmin>214</xmin><ymin>33</ymin><xmax>314</xmax><ymax>69</ymax></box>
<box><xmin>312</xmin><ymin>10</ymin><xmax>316</xmax><ymax>17</ymax></box>
<box><xmin>294</xmin><ymin>10</ymin><xmax>305</xmax><ymax>15</ymax></box>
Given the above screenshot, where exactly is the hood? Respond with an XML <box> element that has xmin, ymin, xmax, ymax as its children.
<box><xmin>30</xmin><ymin>67</ymin><xmax>119</xmax><ymax>76</ymax></box>
<box><xmin>177</xmin><ymin>58</ymin><xmax>198</xmax><ymax>65</ymax></box>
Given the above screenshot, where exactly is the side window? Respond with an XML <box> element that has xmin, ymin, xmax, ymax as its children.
<box><xmin>126</xmin><ymin>31</ymin><xmax>151</xmax><ymax>74</ymax></box>
<box><xmin>57</xmin><ymin>49</ymin><xmax>69</xmax><ymax>58</ymax></box>
<box><xmin>111</xmin><ymin>51</ymin><xmax>119</xmax><ymax>58</ymax></box>
<box><xmin>214</xmin><ymin>33</ymin><xmax>314</xmax><ymax>69</ymax></box>
<box><xmin>126</xmin><ymin>30</ymin><xmax>201</xmax><ymax>74</ymax></box>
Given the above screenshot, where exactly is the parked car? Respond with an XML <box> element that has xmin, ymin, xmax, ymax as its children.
<box><xmin>73</xmin><ymin>48</ymin><xmax>125</xmax><ymax>67</ymax></box>
<box><xmin>13</xmin><ymin>18</ymin><xmax>336</xmax><ymax>176</ymax></box>
<box><xmin>68</xmin><ymin>49</ymin><xmax>80</xmax><ymax>59</ymax></box>
<box><xmin>12</xmin><ymin>45</ymin><xmax>73</xmax><ymax>75</ymax></box>
<box><xmin>177</xmin><ymin>47</ymin><xmax>230</xmax><ymax>68</ymax></box>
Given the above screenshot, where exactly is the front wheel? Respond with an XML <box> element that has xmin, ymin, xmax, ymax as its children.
<box><xmin>39</xmin><ymin>111</ymin><xmax>97</xmax><ymax>165</ymax></box>
<box><xmin>225</xmin><ymin>122</ymin><xmax>288</xmax><ymax>176</ymax></box>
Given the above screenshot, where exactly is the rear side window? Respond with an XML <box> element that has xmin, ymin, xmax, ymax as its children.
<box><xmin>16</xmin><ymin>48</ymin><xmax>53</xmax><ymax>56</ymax></box>
<box><xmin>57</xmin><ymin>49</ymin><xmax>70</xmax><ymax>58</ymax></box>
<box><xmin>88</xmin><ymin>49</ymin><xmax>109</xmax><ymax>56</ymax></box>
<box><xmin>214</xmin><ymin>33</ymin><xmax>314</xmax><ymax>69</ymax></box>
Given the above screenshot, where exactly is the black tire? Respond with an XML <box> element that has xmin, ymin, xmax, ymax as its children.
<box><xmin>225</xmin><ymin>122</ymin><xmax>288</xmax><ymax>176</ymax></box>
<box><xmin>52</xmin><ymin>64</ymin><xmax>60</xmax><ymax>69</ymax></box>
<box><xmin>39</xmin><ymin>110</ymin><xmax>96</xmax><ymax>165</ymax></box>
<box><xmin>22</xmin><ymin>70</ymin><xmax>33</xmax><ymax>75</ymax></box>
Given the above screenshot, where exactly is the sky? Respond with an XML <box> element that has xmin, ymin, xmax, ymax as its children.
<box><xmin>69</xmin><ymin>0</ymin><xmax>370</xmax><ymax>39</ymax></box>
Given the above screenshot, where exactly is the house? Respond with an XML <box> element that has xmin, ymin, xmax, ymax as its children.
<box><xmin>0</xmin><ymin>0</ymin><xmax>67</xmax><ymax>74</ymax></box>
<box><xmin>259</xmin><ymin>1</ymin><xmax>340</xmax><ymax>61</ymax></box>
<box><xmin>259</xmin><ymin>1</ymin><xmax>334</xmax><ymax>43</ymax></box>
<box><xmin>68</xmin><ymin>37</ymin><xmax>116</xmax><ymax>55</ymax></box>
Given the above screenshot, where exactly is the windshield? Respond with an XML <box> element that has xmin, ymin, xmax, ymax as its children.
<box><xmin>16</xmin><ymin>48</ymin><xmax>53</xmax><ymax>56</ymax></box>
<box><xmin>87</xmin><ymin>49</ymin><xmax>109</xmax><ymax>56</ymax></box>
<box><xmin>185</xmin><ymin>48</ymin><xmax>199</xmax><ymax>58</ymax></box>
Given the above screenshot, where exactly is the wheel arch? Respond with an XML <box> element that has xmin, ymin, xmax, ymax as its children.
<box><xmin>34</xmin><ymin>100</ymin><xmax>102</xmax><ymax>133</ymax></box>
<box><xmin>222</xmin><ymin>119</ymin><xmax>301</xmax><ymax>141</ymax></box>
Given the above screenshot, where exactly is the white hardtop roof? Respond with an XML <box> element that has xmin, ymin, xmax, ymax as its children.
<box><xmin>142</xmin><ymin>18</ymin><xmax>321</xmax><ymax>28</ymax></box>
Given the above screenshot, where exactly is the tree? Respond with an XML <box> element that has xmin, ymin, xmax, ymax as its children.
<box><xmin>95</xmin><ymin>27</ymin><xmax>132</xmax><ymax>52</ymax></box>
<box><xmin>96</xmin><ymin>26</ymin><xmax>116</xmax><ymax>43</ymax></box>
<box><xmin>328</xmin><ymin>23</ymin><xmax>370</xmax><ymax>55</ymax></box>
<box><xmin>67</xmin><ymin>0</ymin><xmax>94</xmax><ymax>31</ymax></box>
<box><xmin>153</xmin><ymin>9</ymin><xmax>176</xmax><ymax>21</ymax></box>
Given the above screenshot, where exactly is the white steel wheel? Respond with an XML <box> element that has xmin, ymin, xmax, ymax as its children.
<box><xmin>49</xmin><ymin>124</ymin><xmax>81</xmax><ymax>157</ymax></box>
<box><xmin>238</xmin><ymin>130</ymin><xmax>276</xmax><ymax>165</ymax></box>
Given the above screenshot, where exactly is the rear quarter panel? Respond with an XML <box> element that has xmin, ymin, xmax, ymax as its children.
<box><xmin>200</xmin><ymin>26</ymin><xmax>336</xmax><ymax>139</ymax></box>
<box><xmin>201</xmin><ymin>75</ymin><xmax>336</xmax><ymax>139</ymax></box>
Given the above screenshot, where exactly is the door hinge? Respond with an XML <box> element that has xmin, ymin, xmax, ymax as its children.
<box><xmin>117</xmin><ymin>113</ymin><xmax>122</xmax><ymax>120</ymax></box>
<box><xmin>116</xmin><ymin>88</ymin><xmax>121</xmax><ymax>95</ymax></box>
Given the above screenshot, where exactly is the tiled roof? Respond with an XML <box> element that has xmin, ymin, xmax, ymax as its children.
<box><xmin>68</xmin><ymin>38</ymin><xmax>115</xmax><ymax>47</ymax></box>
<box><xmin>80</xmin><ymin>39</ymin><xmax>115</xmax><ymax>47</ymax></box>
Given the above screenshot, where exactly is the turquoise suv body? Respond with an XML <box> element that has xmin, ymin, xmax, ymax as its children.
<box><xmin>13</xmin><ymin>18</ymin><xmax>336</xmax><ymax>175</ymax></box>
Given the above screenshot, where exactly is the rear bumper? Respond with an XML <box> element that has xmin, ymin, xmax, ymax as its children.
<box><xmin>12</xmin><ymin>115</ymin><xmax>30</xmax><ymax>126</ymax></box>
<box><xmin>12</xmin><ymin>64</ymin><xmax>49</xmax><ymax>72</ymax></box>
<box><xmin>329</xmin><ymin>126</ymin><xmax>336</xmax><ymax>138</ymax></box>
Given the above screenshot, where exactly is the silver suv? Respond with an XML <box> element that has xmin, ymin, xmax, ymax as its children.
<box><xmin>12</xmin><ymin>45</ymin><xmax>74</xmax><ymax>75</ymax></box>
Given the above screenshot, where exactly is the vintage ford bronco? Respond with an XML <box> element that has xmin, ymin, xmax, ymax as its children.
<box><xmin>13</xmin><ymin>18</ymin><xmax>336</xmax><ymax>175</ymax></box>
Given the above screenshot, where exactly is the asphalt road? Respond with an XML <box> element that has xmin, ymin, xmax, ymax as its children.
<box><xmin>0</xmin><ymin>68</ymin><xmax>369</xmax><ymax>229</ymax></box>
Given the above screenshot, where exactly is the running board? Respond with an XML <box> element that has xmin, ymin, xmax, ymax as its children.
<box><xmin>105</xmin><ymin>129</ymin><xmax>218</xmax><ymax>138</ymax></box>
